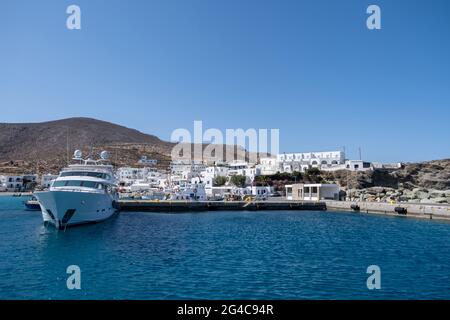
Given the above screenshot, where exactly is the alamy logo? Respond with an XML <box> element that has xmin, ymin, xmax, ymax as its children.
<box><xmin>366</xmin><ymin>5</ymin><xmax>381</xmax><ymax>30</ymax></box>
<box><xmin>171</xmin><ymin>121</ymin><xmax>279</xmax><ymax>163</ymax></box>
<box><xmin>66</xmin><ymin>5</ymin><xmax>81</xmax><ymax>30</ymax></box>
<box><xmin>366</xmin><ymin>265</ymin><xmax>381</xmax><ymax>290</ymax></box>
<box><xmin>66</xmin><ymin>265</ymin><xmax>81</xmax><ymax>290</ymax></box>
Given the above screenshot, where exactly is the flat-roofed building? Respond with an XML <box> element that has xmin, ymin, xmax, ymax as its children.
<box><xmin>0</xmin><ymin>175</ymin><xmax>24</xmax><ymax>192</ymax></box>
<box><xmin>277</xmin><ymin>151</ymin><xmax>345</xmax><ymax>167</ymax></box>
<box><xmin>285</xmin><ymin>183</ymin><xmax>340</xmax><ymax>201</ymax></box>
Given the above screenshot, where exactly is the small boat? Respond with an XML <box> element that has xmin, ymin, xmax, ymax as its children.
<box><xmin>24</xmin><ymin>196</ymin><xmax>41</xmax><ymax>211</ymax></box>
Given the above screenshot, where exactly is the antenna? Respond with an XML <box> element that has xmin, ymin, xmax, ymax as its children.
<box><xmin>359</xmin><ymin>147</ymin><xmax>362</xmax><ymax>160</ymax></box>
<box><xmin>66</xmin><ymin>126</ymin><xmax>70</xmax><ymax>166</ymax></box>
<box><xmin>88</xmin><ymin>144</ymin><xmax>94</xmax><ymax>160</ymax></box>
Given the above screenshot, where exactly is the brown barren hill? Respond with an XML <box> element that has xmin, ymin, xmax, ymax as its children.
<box><xmin>0</xmin><ymin>118</ymin><xmax>175</xmax><ymax>173</ymax></box>
<box><xmin>0</xmin><ymin>117</ymin><xmax>256</xmax><ymax>174</ymax></box>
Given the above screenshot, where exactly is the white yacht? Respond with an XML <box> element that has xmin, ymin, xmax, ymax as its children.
<box><xmin>35</xmin><ymin>150</ymin><xmax>118</xmax><ymax>230</ymax></box>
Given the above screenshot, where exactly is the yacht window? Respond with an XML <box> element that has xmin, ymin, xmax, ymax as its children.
<box><xmin>53</xmin><ymin>181</ymin><xmax>67</xmax><ymax>187</ymax></box>
<box><xmin>60</xmin><ymin>172</ymin><xmax>109</xmax><ymax>179</ymax></box>
<box><xmin>81</xmin><ymin>181</ymin><xmax>98</xmax><ymax>188</ymax></box>
<box><xmin>66</xmin><ymin>180</ymin><xmax>82</xmax><ymax>187</ymax></box>
<box><xmin>53</xmin><ymin>180</ymin><xmax>99</xmax><ymax>189</ymax></box>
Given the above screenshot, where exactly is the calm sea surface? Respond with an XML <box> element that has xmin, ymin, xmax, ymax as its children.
<box><xmin>1</xmin><ymin>195</ymin><xmax>450</xmax><ymax>300</ymax></box>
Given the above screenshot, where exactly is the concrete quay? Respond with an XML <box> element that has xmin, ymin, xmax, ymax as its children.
<box><xmin>115</xmin><ymin>199</ymin><xmax>450</xmax><ymax>221</ymax></box>
<box><xmin>116</xmin><ymin>200</ymin><xmax>327</xmax><ymax>212</ymax></box>
<box><xmin>325</xmin><ymin>200</ymin><xmax>450</xmax><ymax>221</ymax></box>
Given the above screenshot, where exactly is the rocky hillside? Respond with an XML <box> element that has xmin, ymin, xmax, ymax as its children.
<box><xmin>0</xmin><ymin>117</ymin><xmax>173</xmax><ymax>160</ymax></box>
<box><xmin>323</xmin><ymin>159</ymin><xmax>450</xmax><ymax>191</ymax></box>
<box><xmin>255</xmin><ymin>160</ymin><xmax>450</xmax><ymax>204</ymax></box>
<box><xmin>0</xmin><ymin>117</ymin><xmax>252</xmax><ymax>174</ymax></box>
<box><xmin>324</xmin><ymin>159</ymin><xmax>450</xmax><ymax>203</ymax></box>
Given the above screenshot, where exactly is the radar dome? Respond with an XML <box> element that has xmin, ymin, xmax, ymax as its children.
<box><xmin>73</xmin><ymin>150</ymin><xmax>82</xmax><ymax>159</ymax></box>
<box><xmin>100</xmin><ymin>151</ymin><xmax>110</xmax><ymax>160</ymax></box>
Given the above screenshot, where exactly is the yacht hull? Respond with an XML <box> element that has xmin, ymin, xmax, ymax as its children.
<box><xmin>35</xmin><ymin>191</ymin><xmax>117</xmax><ymax>229</ymax></box>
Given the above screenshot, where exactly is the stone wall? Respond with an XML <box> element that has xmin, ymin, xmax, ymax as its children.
<box><xmin>325</xmin><ymin>200</ymin><xmax>450</xmax><ymax>220</ymax></box>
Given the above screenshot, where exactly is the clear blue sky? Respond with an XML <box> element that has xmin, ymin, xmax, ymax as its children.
<box><xmin>1</xmin><ymin>0</ymin><xmax>449</xmax><ymax>163</ymax></box>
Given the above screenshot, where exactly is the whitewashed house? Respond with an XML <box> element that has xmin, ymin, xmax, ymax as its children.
<box><xmin>258</xmin><ymin>150</ymin><xmax>375</xmax><ymax>174</ymax></box>
<box><xmin>227</xmin><ymin>161</ymin><xmax>260</xmax><ymax>183</ymax></box>
<box><xmin>278</xmin><ymin>151</ymin><xmax>345</xmax><ymax>167</ymax></box>
<box><xmin>138</xmin><ymin>156</ymin><xmax>157</xmax><ymax>166</ymax></box>
<box><xmin>40</xmin><ymin>174</ymin><xmax>58</xmax><ymax>189</ymax></box>
<box><xmin>372</xmin><ymin>162</ymin><xmax>403</xmax><ymax>170</ymax></box>
<box><xmin>258</xmin><ymin>157</ymin><xmax>281</xmax><ymax>175</ymax></box>
<box><xmin>257</xmin><ymin>151</ymin><xmax>347</xmax><ymax>175</ymax></box>
<box><xmin>0</xmin><ymin>175</ymin><xmax>24</xmax><ymax>192</ymax></box>
<box><xmin>247</xmin><ymin>186</ymin><xmax>274</xmax><ymax>197</ymax></box>
<box><xmin>199</xmin><ymin>166</ymin><xmax>230</xmax><ymax>195</ymax></box>
<box><xmin>285</xmin><ymin>183</ymin><xmax>340</xmax><ymax>201</ymax></box>
<box><xmin>169</xmin><ymin>160</ymin><xmax>207</xmax><ymax>184</ymax></box>
<box><xmin>321</xmin><ymin>160</ymin><xmax>372</xmax><ymax>172</ymax></box>
<box><xmin>117</xmin><ymin>167</ymin><xmax>166</xmax><ymax>188</ymax></box>
<box><xmin>117</xmin><ymin>167</ymin><xmax>142</xmax><ymax>184</ymax></box>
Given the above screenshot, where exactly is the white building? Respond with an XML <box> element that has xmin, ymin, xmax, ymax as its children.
<box><xmin>371</xmin><ymin>162</ymin><xmax>403</xmax><ymax>170</ymax></box>
<box><xmin>117</xmin><ymin>167</ymin><xmax>167</xmax><ymax>189</ymax></box>
<box><xmin>258</xmin><ymin>151</ymin><xmax>346</xmax><ymax>174</ymax></box>
<box><xmin>281</xmin><ymin>161</ymin><xmax>311</xmax><ymax>173</ymax></box>
<box><xmin>0</xmin><ymin>175</ymin><xmax>24</xmax><ymax>192</ymax></box>
<box><xmin>203</xmin><ymin>166</ymin><xmax>229</xmax><ymax>178</ymax></box>
<box><xmin>258</xmin><ymin>157</ymin><xmax>281</xmax><ymax>175</ymax></box>
<box><xmin>116</xmin><ymin>167</ymin><xmax>143</xmax><ymax>184</ymax></box>
<box><xmin>227</xmin><ymin>161</ymin><xmax>260</xmax><ymax>183</ymax></box>
<box><xmin>207</xmin><ymin>185</ymin><xmax>274</xmax><ymax>198</ymax></box>
<box><xmin>247</xmin><ymin>186</ymin><xmax>274</xmax><ymax>197</ymax></box>
<box><xmin>259</xmin><ymin>151</ymin><xmax>376</xmax><ymax>174</ymax></box>
<box><xmin>285</xmin><ymin>183</ymin><xmax>340</xmax><ymax>201</ymax></box>
<box><xmin>198</xmin><ymin>166</ymin><xmax>230</xmax><ymax>195</ymax></box>
<box><xmin>40</xmin><ymin>174</ymin><xmax>58</xmax><ymax>189</ymax></box>
<box><xmin>277</xmin><ymin>151</ymin><xmax>345</xmax><ymax>166</ymax></box>
<box><xmin>138</xmin><ymin>156</ymin><xmax>157</xmax><ymax>166</ymax></box>
<box><xmin>170</xmin><ymin>160</ymin><xmax>206</xmax><ymax>178</ymax></box>
<box><xmin>320</xmin><ymin>160</ymin><xmax>372</xmax><ymax>172</ymax></box>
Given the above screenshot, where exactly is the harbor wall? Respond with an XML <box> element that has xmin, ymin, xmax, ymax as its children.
<box><xmin>116</xmin><ymin>199</ymin><xmax>450</xmax><ymax>221</ymax></box>
<box><xmin>324</xmin><ymin>200</ymin><xmax>450</xmax><ymax>220</ymax></box>
<box><xmin>117</xmin><ymin>200</ymin><xmax>327</xmax><ymax>212</ymax></box>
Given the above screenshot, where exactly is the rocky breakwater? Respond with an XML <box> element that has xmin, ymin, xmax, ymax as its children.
<box><xmin>346</xmin><ymin>187</ymin><xmax>450</xmax><ymax>204</ymax></box>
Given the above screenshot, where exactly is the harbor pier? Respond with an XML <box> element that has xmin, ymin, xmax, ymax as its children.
<box><xmin>325</xmin><ymin>200</ymin><xmax>450</xmax><ymax>221</ymax></box>
<box><xmin>115</xmin><ymin>199</ymin><xmax>450</xmax><ymax>221</ymax></box>
<box><xmin>116</xmin><ymin>200</ymin><xmax>327</xmax><ymax>212</ymax></box>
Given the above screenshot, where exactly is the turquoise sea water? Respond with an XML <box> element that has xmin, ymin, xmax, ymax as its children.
<box><xmin>1</xmin><ymin>195</ymin><xmax>450</xmax><ymax>300</ymax></box>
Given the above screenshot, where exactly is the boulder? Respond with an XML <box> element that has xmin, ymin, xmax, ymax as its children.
<box><xmin>411</xmin><ymin>188</ymin><xmax>429</xmax><ymax>200</ymax></box>
<box><xmin>431</xmin><ymin>197</ymin><xmax>448</xmax><ymax>204</ymax></box>
<box><xmin>429</xmin><ymin>190</ymin><xmax>446</xmax><ymax>198</ymax></box>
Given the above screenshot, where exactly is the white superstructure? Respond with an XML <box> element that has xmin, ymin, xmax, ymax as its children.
<box><xmin>35</xmin><ymin>150</ymin><xmax>118</xmax><ymax>229</ymax></box>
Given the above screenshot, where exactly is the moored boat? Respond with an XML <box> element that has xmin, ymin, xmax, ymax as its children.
<box><xmin>34</xmin><ymin>150</ymin><xmax>119</xmax><ymax>230</ymax></box>
<box><xmin>24</xmin><ymin>196</ymin><xmax>41</xmax><ymax>211</ymax></box>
